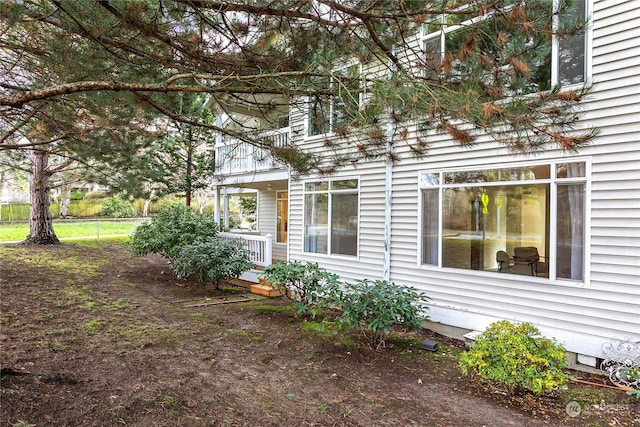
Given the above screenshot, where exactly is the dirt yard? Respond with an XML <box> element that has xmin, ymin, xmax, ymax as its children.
<box><xmin>1</xmin><ymin>241</ymin><xmax>638</xmax><ymax>426</ymax></box>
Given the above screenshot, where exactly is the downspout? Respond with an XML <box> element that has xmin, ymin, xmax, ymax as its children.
<box><xmin>382</xmin><ymin>56</ymin><xmax>396</xmax><ymax>283</ymax></box>
<box><xmin>214</xmin><ymin>113</ymin><xmax>223</xmax><ymax>226</ymax></box>
<box><xmin>383</xmin><ymin>116</ymin><xmax>395</xmax><ymax>282</ymax></box>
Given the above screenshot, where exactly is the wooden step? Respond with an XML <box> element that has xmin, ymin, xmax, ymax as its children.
<box><xmin>227</xmin><ymin>278</ymin><xmax>255</xmax><ymax>289</ymax></box>
<box><xmin>250</xmin><ymin>283</ymin><xmax>285</xmax><ymax>297</ymax></box>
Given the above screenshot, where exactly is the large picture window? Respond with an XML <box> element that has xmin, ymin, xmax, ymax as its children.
<box><xmin>304</xmin><ymin>179</ymin><xmax>359</xmax><ymax>256</ymax></box>
<box><xmin>420</xmin><ymin>161</ymin><xmax>587</xmax><ymax>282</ymax></box>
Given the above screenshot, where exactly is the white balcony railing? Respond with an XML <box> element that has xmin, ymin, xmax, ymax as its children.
<box><xmin>215</xmin><ymin>127</ymin><xmax>290</xmax><ymax>176</ymax></box>
<box><xmin>218</xmin><ymin>232</ymin><xmax>273</xmax><ymax>267</ymax></box>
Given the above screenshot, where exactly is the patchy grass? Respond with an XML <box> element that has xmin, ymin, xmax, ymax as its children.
<box><xmin>227</xmin><ymin>328</ymin><xmax>263</xmax><ymax>342</ymax></box>
<box><xmin>2</xmin><ymin>241</ymin><xmax>638</xmax><ymax>427</ymax></box>
<box><xmin>0</xmin><ymin>220</ymin><xmax>143</xmax><ymax>243</ymax></box>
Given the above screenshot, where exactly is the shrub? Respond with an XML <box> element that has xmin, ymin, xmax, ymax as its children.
<box><xmin>171</xmin><ymin>238</ymin><xmax>253</xmax><ymax>289</ymax></box>
<box><xmin>129</xmin><ymin>205</ymin><xmax>219</xmax><ymax>260</ymax></box>
<box><xmin>260</xmin><ymin>261</ymin><xmax>341</xmax><ymax>316</ymax></box>
<box><xmin>101</xmin><ymin>194</ymin><xmax>139</xmax><ymax>218</ymax></box>
<box><xmin>129</xmin><ymin>205</ymin><xmax>251</xmax><ymax>289</ymax></box>
<box><xmin>337</xmin><ymin>279</ymin><xmax>430</xmax><ymax>349</ymax></box>
<box><xmin>459</xmin><ymin>320</ymin><xmax>568</xmax><ymax>395</ymax></box>
<box><xmin>155</xmin><ymin>196</ymin><xmax>184</xmax><ymax>212</ymax></box>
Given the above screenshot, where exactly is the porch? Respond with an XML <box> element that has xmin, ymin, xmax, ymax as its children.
<box><xmin>214</xmin><ymin>127</ymin><xmax>290</xmax><ymax>178</ymax></box>
<box><xmin>218</xmin><ymin>231</ymin><xmax>286</xmax><ymax>286</ymax></box>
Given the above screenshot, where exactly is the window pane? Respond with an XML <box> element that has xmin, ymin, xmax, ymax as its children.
<box><xmin>556</xmin><ymin>162</ymin><xmax>585</xmax><ymax>178</ymax></box>
<box><xmin>422</xmin><ymin>189</ymin><xmax>439</xmax><ymax>265</ymax></box>
<box><xmin>424</xmin><ymin>36</ymin><xmax>441</xmax><ymax>78</ymax></box>
<box><xmin>331</xmin><ymin>193</ymin><xmax>358</xmax><ymax>256</ymax></box>
<box><xmin>331</xmin><ymin>179</ymin><xmax>358</xmax><ymax>190</ymax></box>
<box><xmin>444</xmin><ymin>165</ymin><xmax>549</xmax><ymax>184</ymax></box>
<box><xmin>420</xmin><ymin>173</ymin><xmax>440</xmax><ymax>187</ymax></box>
<box><xmin>305</xmin><ymin>181</ymin><xmax>328</xmax><ymax>192</ymax></box>
<box><xmin>308</xmin><ymin>95</ymin><xmax>331</xmax><ymax>136</ymax></box>
<box><xmin>333</xmin><ymin>65</ymin><xmax>360</xmax><ymax>129</ymax></box>
<box><xmin>442</xmin><ymin>184</ymin><xmax>549</xmax><ymax>275</ymax></box>
<box><xmin>556</xmin><ymin>183</ymin><xmax>584</xmax><ymax>280</ymax></box>
<box><xmin>422</xmin><ymin>16</ymin><xmax>443</xmax><ymax>36</ymax></box>
<box><xmin>304</xmin><ymin>193</ymin><xmax>328</xmax><ymax>254</ymax></box>
<box><xmin>558</xmin><ymin>0</ymin><xmax>586</xmax><ymax>86</ymax></box>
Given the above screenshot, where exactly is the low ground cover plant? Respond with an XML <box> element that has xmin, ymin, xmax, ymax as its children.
<box><xmin>338</xmin><ymin>279</ymin><xmax>430</xmax><ymax>349</ymax></box>
<box><xmin>129</xmin><ymin>205</ymin><xmax>251</xmax><ymax>289</ymax></box>
<box><xmin>261</xmin><ymin>262</ymin><xmax>430</xmax><ymax>349</ymax></box>
<box><xmin>459</xmin><ymin>320</ymin><xmax>569</xmax><ymax>395</ymax></box>
<box><xmin>260</xmin><ymin>261</ymin><xmax>341</xmax><ymax>316</ymax></box>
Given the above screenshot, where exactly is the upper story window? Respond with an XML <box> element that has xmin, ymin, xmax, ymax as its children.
<box><xmin>421</xmin><ymin>1</ymin><xmax>588</xmax><ymax>93</ymax></box>
<box><xmin>420</xmin><ymin>161</ymin><xmax>588</xmax><ymax>283</ymax></box>
<box><xmin>307</xmin><ymin>63</ymin><xmax>361</xmax><ymax>137</ymax></box>
<box><xmin>303</xmin><ymin>179</ymin><xmax>359</xmax><ymax>256</ymax></box>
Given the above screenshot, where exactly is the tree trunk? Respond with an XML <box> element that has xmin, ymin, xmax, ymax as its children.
<box><xmin>185</xmin><ymin>128</ymin><xmax>193</xmax><ymax>207</ymax></box>
<box><xmin>59</xmin><ymin>183</ymin><xmax>71</xmax><ymax>218</ymax></box>
<box><xmin>25</xmin><ymin>150</ymin><xmax>60</xmax><ymax>245</ymax></box>
<box><xmin>142</xmin><ymin>189</ymin><xmax>155</xmax><ymax>217</ymax></box>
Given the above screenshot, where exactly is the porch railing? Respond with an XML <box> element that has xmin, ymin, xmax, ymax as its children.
<box><xmin>215</xmin><ymin>127</ymin><xmax>290</xmax><ymax>176</ymax></box>
<box><xmin>218</xmin><ymin>232</ymin><xmax>272</xmax><ymax>268</ymax></box>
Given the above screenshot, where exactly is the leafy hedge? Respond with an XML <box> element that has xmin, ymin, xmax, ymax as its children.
<box><xmin>459</xmin><ymin>320</ymin><xmax>568</xmax><ymax>395</ymax></box>
<box><xmin>129</xmin><ymin>205</ymin><xmax>251</xmax><ymax>289</ymax></box>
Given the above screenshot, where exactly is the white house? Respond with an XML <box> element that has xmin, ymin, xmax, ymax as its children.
<box><xmin>213</xmin><ymin>0</ymin><xmax>640</xmax><ymax>368</ymax></box>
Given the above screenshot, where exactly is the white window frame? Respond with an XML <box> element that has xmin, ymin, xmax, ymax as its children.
<box><xmin>302</xmin><ymin>177</ymin><xmax>360</xmax><ymax>258</ymax></box>
<box><xmin>420</xmin><ymin>1</ymin><xmax>591</xmax><ymax>90</ymax></box>
<box><xmin>305</xmin><ymin>62</ymin><xmax>362</xmax><ymax>139</ymax></box>
<box><xmin>551</xmin><ymin>0</ymin><xmax>592</xmax><ymax>87</ymax></box>
<box><xmin>417</xmin><ymin>159</ymin><xmax>591</xmax><ymax>286</ymax></box>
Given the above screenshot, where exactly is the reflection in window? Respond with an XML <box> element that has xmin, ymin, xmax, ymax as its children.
<box><xmin>420</xmin><ymin>161</ymin><xmax>587</xmax><ymax>282</ymax></box>
<box><xmin>304</xmin><ymin>179</ymin><xmax>359</xmax><ymax>256</ymax></box>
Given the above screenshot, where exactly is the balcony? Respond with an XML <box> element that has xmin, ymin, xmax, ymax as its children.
<box><xmin>215</xmin><ymin>127</ymin><xmax>290</xmax><ymax>177</ymax></box>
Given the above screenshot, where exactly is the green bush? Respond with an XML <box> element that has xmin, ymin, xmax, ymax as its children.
<box><xmin>101</xmin><ymin>194</ymin><xmax>139</xmax><ymax>218</ymax></box>
<box><xmin>459</xmin><ymin>320</ymin><xmax>568</xmax><ymax>395</ymax></box>
<box><xmin>337</xmin><ymin>279</ymin><xmax>430</xmax><ymax>349</ymax></box>
<box><xmin>129</xmin><ymin>205</ymin><xmax>251</xmax><ymax>289</ymax></box>
<box><xmin>129</xmin><ymin>205</ymin><xmax>218</xmax><ymax>259</ymax></box>
<box><xmin>155</xmin><ymin>196</ymin><xmax>184</xmax><ymax>212</ymax></box>
<box><xmin>70</xmin><ymin>192</ymin><xmax>85</xmax><ymax>200</ymax></box>
<box><xmin>260</xmin><ymin>261</ymin><xmax>341</xmax><ymax>316</ymax></box>
<box><xmin>171</xmin><ymin>238</ymin><xmax>253</xmax><ymax>289</ymax></box>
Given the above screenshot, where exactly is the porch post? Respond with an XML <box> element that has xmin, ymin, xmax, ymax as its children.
<box><xmin>223</xmin><ymin>186</ymin><xmax>230</xmax><ymax>229</ymax></box>
<box><xmin>264</xmin><ymin>234</ymin><xmax>273</xmax><ymax>265</ymax></box>
<box><xmin>214</xmin><ymin>185</ymin><xmax>221</xmax><ymax>225</ymax></box>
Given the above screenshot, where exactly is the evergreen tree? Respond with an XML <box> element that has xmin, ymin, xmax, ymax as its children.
<box><xmin>0</xmin><ymin>0</ymin><xmax>596</xmax><ymax>243</ymax></box>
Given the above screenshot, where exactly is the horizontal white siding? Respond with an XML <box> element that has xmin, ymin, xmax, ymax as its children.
<box><xmin>285</xmin><ymin>0</ymin><xmax>640</xmax><ymax>358</ymax></box>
